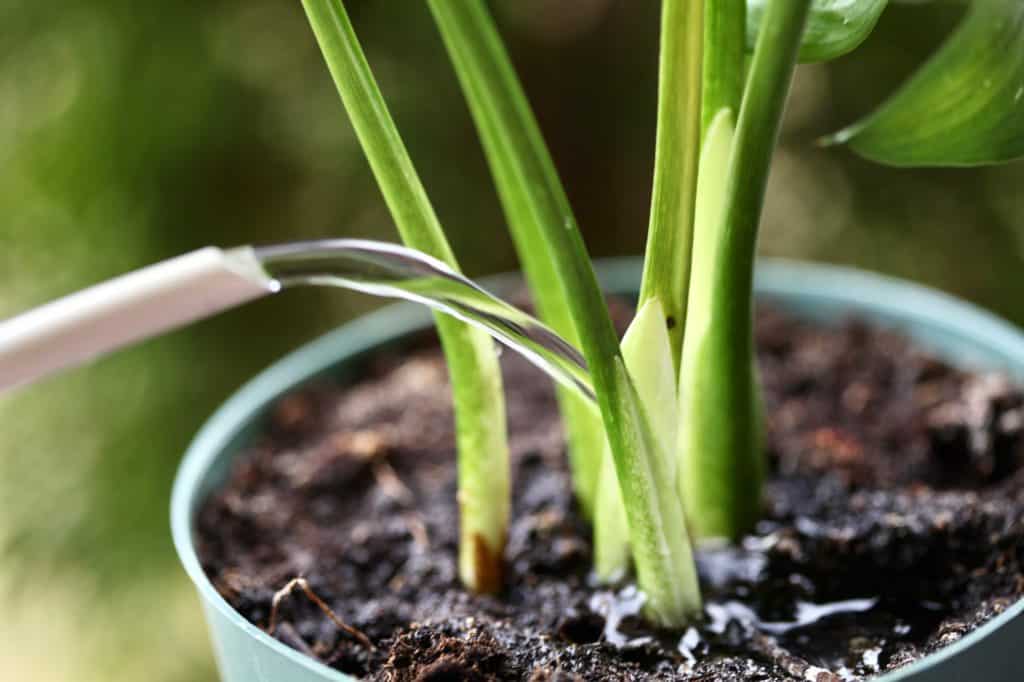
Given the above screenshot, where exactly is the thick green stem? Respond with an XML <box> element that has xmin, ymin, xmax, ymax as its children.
<box><xmin>301</xmin><ymin>0</ymin><xmax>510</xmax><ymax>592</ymax></box>
<box><xmin>426</xmin><ymin>0</ymin><xmax>604</xmax><ymax>518</ymax></box>
<box><xmin>719</xmin><ymin>0</ymin><xmax>810</xmax><ymax>309</ymax></box>
<box><xmin>425</xmin><ymin>0</ymin><xmax>699</xmax><ymax>626</ymax></box>
<box><xmin>701</xmin><ymin>0</ymin><xmax>746</xmax><ymax>137</ymax></box>
<box><xmin>679</xmin><ymin>0</ymin><xmax>810</xmax><ymax>540</ymax></box>
<box><xmin>637</xmin><ymin>0</ymin><xmax>703</xmax><ymax>364</ymax></box>
<box><xmin>596</xmin><ymin>0</ymin><xmax>702</xmax><ymax>582</ymax></box>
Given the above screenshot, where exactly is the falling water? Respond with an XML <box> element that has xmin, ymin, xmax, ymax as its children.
<box><xmin>249</xmin><ymin>239</ymin><xmax>596</xmax><ymax>403</ymax></box>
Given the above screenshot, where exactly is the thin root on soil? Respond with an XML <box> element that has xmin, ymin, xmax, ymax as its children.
<box><xmin>267</xmin><ymin>577</ymin><xmax>375</xmax><ymax>651</ymax></box>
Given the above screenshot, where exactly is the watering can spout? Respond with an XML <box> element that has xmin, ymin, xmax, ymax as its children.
<box><xmin>0</xmin><ymin>247</ymin><xmax>275</xmax><ymax>393</ymax></box>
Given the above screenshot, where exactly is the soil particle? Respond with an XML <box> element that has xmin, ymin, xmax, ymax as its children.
<box><xmin>196</xmin><ymin>305</ymin><xmax>1024</xmax><ymax>680</ymax></box>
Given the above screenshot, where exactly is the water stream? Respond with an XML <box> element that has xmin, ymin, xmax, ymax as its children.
<box><xmin>249</xmin><ymin>239</ymin><xmax>596</xmax><ymax>403</ymax></box>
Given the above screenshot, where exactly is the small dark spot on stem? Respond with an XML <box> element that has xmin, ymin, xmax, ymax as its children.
<box><xmin>666</xmin><ymin>316</ymin><xmax>677</xmax><ymax>329</ymax></box>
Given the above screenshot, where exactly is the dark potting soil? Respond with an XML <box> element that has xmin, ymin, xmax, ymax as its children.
<box><xmin>196</xmin><ymin>304</ymin><xmax>1024</xmax><ymax>681</ymax></box>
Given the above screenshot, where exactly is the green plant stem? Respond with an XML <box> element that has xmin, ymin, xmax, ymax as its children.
<box><xmin>702</xmin><ymin>0</ymin><xmax>746</xmax><ymax>136</ymax></box>
<box><xmin>427</xmin><ymin>0</ymin><xmax>604</xmax><ymax>518</ymax></box>
<box><xmin>679</xmin><ymin>0</ymin><xmax>810</xmax><ymax>540</ymax></box>
<box><xmin>637</xmin><ymin>0</ymin><xmax>704</xmax><ymax>364</ymax></box>
<box><xmin>720</xmin><ymin>0</ymin><xmax>810</xmax><ymax>316</ymax></box>
<box><xmin>301</xmin><ymin>0</ymin><xmax>510</xmax><ymax>593</ymax></box>
<box><xmin>425</xmin><ymin>0</ymin><xmax>699</xmax><ymax>627</ymax></box>
<box><xmin>596</xmin><ymin>0</ymin><xmax>703</xmax><ymax>582</ymax></box>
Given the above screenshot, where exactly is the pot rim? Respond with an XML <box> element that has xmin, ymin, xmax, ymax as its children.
<box><xmin>172</xmin><ymin>257</ymin><xmax>1024</xmax><ymax>682</ymax></box>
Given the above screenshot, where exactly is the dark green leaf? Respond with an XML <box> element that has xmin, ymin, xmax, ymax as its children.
<box><xmin>828</xmin><ymin>0</ymin><xmax>1024</xmax><ymax>167</ymax></box>
<box><xmin>747</xmin><ymin>0</ymin><xmax>887</xmax><ymax>62</ymax></box>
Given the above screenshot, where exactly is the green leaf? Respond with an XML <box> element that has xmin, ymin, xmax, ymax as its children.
<box><xmin>427</xmin><ymin>0</ymin><xmax>604</xmax><ymax>517</ymax></box>
<box><xmin>300</xmin><ymin>0</ymin><xmax>510</xmax><ymax>593</ymax></box>
<box><xmin>828</xmin><ymin>0</ymin><xmax>1024</xmax><ymax>166</ymax></box>
<box><xmin>747</xmin><ymin>0</ymin><xmax>887</xmax><ymax>63</ymax></box>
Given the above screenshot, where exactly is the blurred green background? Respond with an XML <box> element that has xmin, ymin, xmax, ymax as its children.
<box><xmin>1</xmin><ymin>1</ymin><xmax>1020</xmax><ymax>679</ymax></box>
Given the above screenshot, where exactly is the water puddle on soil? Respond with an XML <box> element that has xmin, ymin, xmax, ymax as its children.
<box><xmin>703</xmin><ymin>597</ymin><xmax>878</xmax><ymax>637</ymax></box>
<box><xmin>586</xmin><ymin>538</ymin><xmax>954</xmax><ymax>679</ymax></box>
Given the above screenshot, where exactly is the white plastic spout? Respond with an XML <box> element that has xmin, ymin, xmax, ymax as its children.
<box><xmin>0</xmin><ymin>246</ymin><xmax>276</xmax><ymax>393</ymax></box>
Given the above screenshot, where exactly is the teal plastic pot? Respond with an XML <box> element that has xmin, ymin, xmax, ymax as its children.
<box><xmin>172</xmin><ymin>258</ymin><xmax>1024</xmax><ymax>682</ymax></box>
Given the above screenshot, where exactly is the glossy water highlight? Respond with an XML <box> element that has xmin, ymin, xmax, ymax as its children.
<box><xmin>250</xmin><ymin>239</ymin><xmax>595</xmax><ymax>403</ymax></box>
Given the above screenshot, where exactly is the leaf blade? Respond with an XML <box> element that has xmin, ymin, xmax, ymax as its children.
<box><xmin>828</xmin><ymin>0</ymin><xmax>1024</xmax><ymax>166</ymax></box>
<box><xmin>747</xmin><ymin>0</ymin><xmax>887</xmax><ymax>63</ymax></box>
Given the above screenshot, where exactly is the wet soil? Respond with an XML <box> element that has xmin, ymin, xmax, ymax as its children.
<box><xmin>196</xmin><ymin>305</ymin><xmax>1024</xmax><ymax>680</ymax></box>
